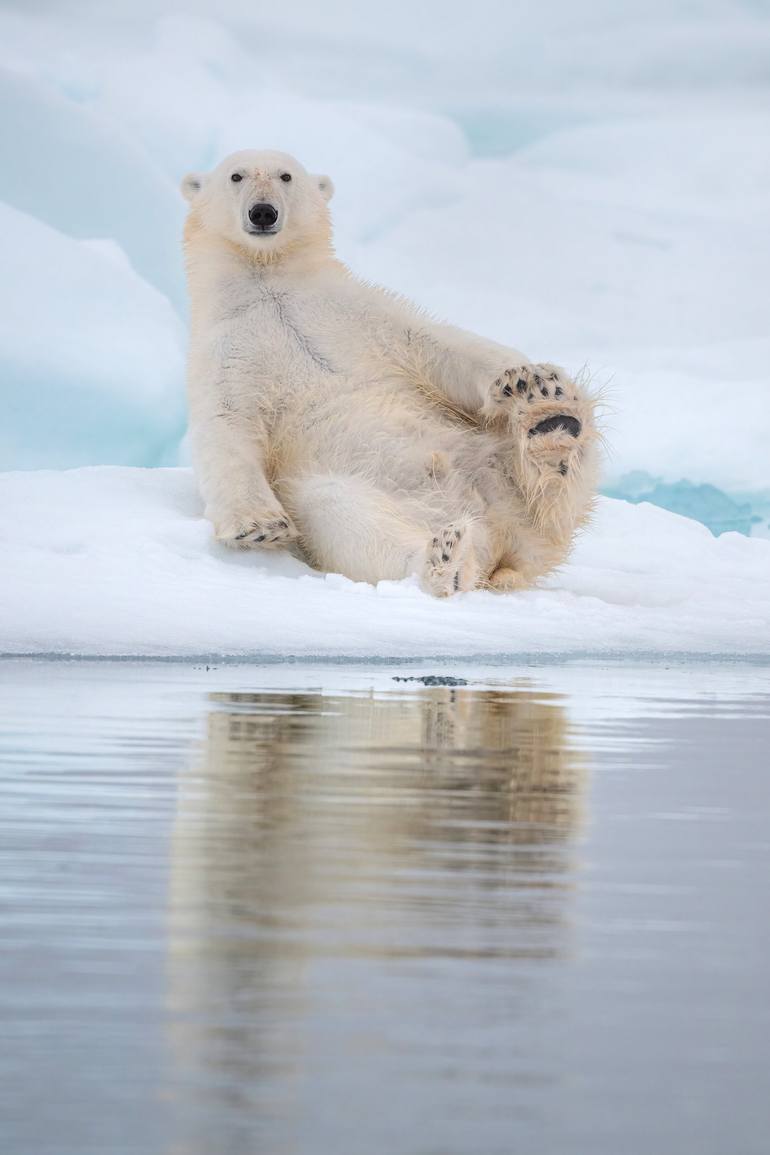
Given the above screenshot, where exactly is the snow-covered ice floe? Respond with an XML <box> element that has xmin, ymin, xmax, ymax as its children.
<box><xmin>1</xmin><ymin>467</ymin><xmax>768</xmax><ymax>660</ymax></box>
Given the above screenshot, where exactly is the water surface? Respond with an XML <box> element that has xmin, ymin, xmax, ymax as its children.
<box><xmin>1</xmin><ymin>661</ymin><xmax>769</xmax><ymax>1154</ymax></box>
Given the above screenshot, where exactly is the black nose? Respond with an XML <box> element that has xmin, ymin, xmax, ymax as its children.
<box><xmin>248</xmin><ymin>202</ymin><xmax>278</xmax><ymax>229</ymax></box>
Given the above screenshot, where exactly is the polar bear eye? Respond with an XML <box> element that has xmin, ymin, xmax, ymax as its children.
<box><xmin>230</xmin><ymin>173</ymin><xmax>243</xmax><ymax>183</ymax></box>
<box><xmin>280</xmin><ymin>172</ymin><xmax>292</xmax><ymax>183</ymax></box>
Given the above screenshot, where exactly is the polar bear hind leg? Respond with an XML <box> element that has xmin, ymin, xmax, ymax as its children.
<box><xmin>284</xmin><ymin>473</ymin><xmax>481</xmax><ymax>596</ymax></box>
<box><xmin>486</xmin><ymin>566</ymin><xmax>528</xmax><ymax>593</ymax></box>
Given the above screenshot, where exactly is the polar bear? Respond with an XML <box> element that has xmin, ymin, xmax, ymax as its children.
<box><xmin>181</xmin><ymin>149</ymin><xmax>600</xmax><ymax>596</ymax></box>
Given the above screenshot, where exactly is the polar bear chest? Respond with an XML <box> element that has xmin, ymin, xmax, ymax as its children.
<box><xmin>224</xmin><ymin>280</ymin><xmax>397</xmax><ymax>387</ymax></box>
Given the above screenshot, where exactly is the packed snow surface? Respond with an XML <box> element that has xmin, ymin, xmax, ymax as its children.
<box><xmin>1</xmin><ymin>467</ymin><xmax>768</xmax><ymax>659</ymax></box>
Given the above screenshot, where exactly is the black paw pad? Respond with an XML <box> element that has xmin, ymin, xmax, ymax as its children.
<box><xmin>528</xmin><ymin>414</ymin><xmax>582</xmax><ymax>438</ymax></box>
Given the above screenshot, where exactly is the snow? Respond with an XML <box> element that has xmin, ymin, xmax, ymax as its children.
<box><xmin>1</xmin><ymin>466</ymin><xmax>768</xmax><ymax>659</ymax></box>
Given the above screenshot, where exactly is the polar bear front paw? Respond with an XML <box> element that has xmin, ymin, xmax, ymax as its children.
<box><xmin>486</xmin><ymin>363</ymin><xmax>592</xmax><ymax>471</ymax></box>
<box><xmin>488</xmin><ymin>364</ymin><xmax>578</xmax><ymax>421</ymax></box>
<box><xmin>214</xmin><ymin>508</ymin><xmax>298</xmax><ymax>550</ymax></box>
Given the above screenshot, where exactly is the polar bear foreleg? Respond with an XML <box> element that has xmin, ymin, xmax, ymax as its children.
<box><xmin>189</xmin><ymin>404</ymin><xmax>298</xmax><ymax>551</ymax></box>
<box><xmin>403</xmin><ymin>323</ymin><xmax>595</xmax><ymax>464</ymax></box>
<box><xmin>399</xmin><ymin>321</ymin><xmax>526</xmax><ymax>417</ymax></box>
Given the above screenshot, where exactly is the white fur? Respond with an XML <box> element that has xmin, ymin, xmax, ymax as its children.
<box><xmin>182</xmin><ymin>149</ymin><xmax>601</xmax><ymax>596</ymax></box>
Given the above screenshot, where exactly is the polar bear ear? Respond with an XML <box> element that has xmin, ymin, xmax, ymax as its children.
<box><xmin>316</xmin><ymin>174</ymin><xmax>335</xmax><ymax>203</ymax></box>
<box><xmin>181</xmin><ymin>172</ymin><xmax>206</xmax><ymax>203</ymax></box>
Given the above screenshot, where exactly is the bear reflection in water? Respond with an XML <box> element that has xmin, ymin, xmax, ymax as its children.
<box><xmin>165</xmin><ymin>686</ymin><xmax>587</xmax><ymax>1087</ymax></box>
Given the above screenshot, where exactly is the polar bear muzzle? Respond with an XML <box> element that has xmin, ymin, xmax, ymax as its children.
<box><xmin>247</xmin><ymin>202</ymin><xmax>280</xmax><ymax>233</ymax></box>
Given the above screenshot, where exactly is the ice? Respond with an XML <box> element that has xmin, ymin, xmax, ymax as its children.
<box><xmin>0</xmin><ymin>1</ymin><xmax>768</xmax><ymax>530</ymax></box>
<box><xmin>0</xmin><ymin>202</ymin><xmax>186</xmax><ymax>469</ymax></box>
<box><xmin>1</xmin><ymin>467</ymin><xmax>768</xmax><ymax>659</ymax></box>
<box><xmin>0</xmin><ymin>67</ymin><xmax>185</xmax><ymax>308</ymax></box>
<box><xmin>353</xmin><ymin>115</ymin><xmax>770</xmax><ymax>505</ymax></box>
<box><xmin>605</xmin><ymin>473</ymin><xmax>763</xmax><ymax>538</ymax></box>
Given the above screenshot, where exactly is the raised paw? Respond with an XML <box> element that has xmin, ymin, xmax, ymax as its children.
<box><xmin>488</xmin><ymin>363</ymin><xmax>592</xmax><ymax>471</ymax></box>
<box><xmin>215</xmin><ymin>509</ymin><xmax>298</xmax><ymax>551</ymax></box>
<box><xmin>490</xmin><ymin>363</ymin><xmax>577</xmax><ymax>416</ymax></box>
<box><xmin>421</xmin><ymin>523</ymin><xmax>478</xmax><ymax>598</ymax></box>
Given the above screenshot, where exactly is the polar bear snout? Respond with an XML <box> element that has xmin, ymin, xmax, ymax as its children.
<box><xmin>247</xmin><ymin>202</ymin><xmax>280</xmax><ymax>233</ymax></box>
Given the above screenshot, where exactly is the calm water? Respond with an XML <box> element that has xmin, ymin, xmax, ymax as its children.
<box><xmin>1</xmin><ymin>660</ymin><xmax>769</xmax><ymax>1155</ymax></box>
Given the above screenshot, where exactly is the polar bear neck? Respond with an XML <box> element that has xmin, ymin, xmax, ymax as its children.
<box><xmin>183</xmin><ymin>210</ymin><xmax>336</xmax><ymax>277</ymax></box>
<box><xmin>183</xmin><ymin>215</ymin><xmax>348</xmax><ymax>326</ymax></box>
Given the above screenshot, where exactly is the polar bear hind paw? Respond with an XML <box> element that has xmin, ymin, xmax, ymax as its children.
<box><xmin>421</xmin><ymin>523</ymin><xmax>478</xmax><ymax>598</ymax></box>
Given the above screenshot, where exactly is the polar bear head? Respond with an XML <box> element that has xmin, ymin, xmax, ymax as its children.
<box><xmin>182</xmin><ymin>149</ymin><xmax>334</xmax><ymax>261</ymax></box>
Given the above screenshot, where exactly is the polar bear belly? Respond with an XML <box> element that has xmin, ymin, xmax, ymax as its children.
<box><xmin>272</xmin><ymin>375</ymin><xmax>475</xmax><ymax>494</ymax></box>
